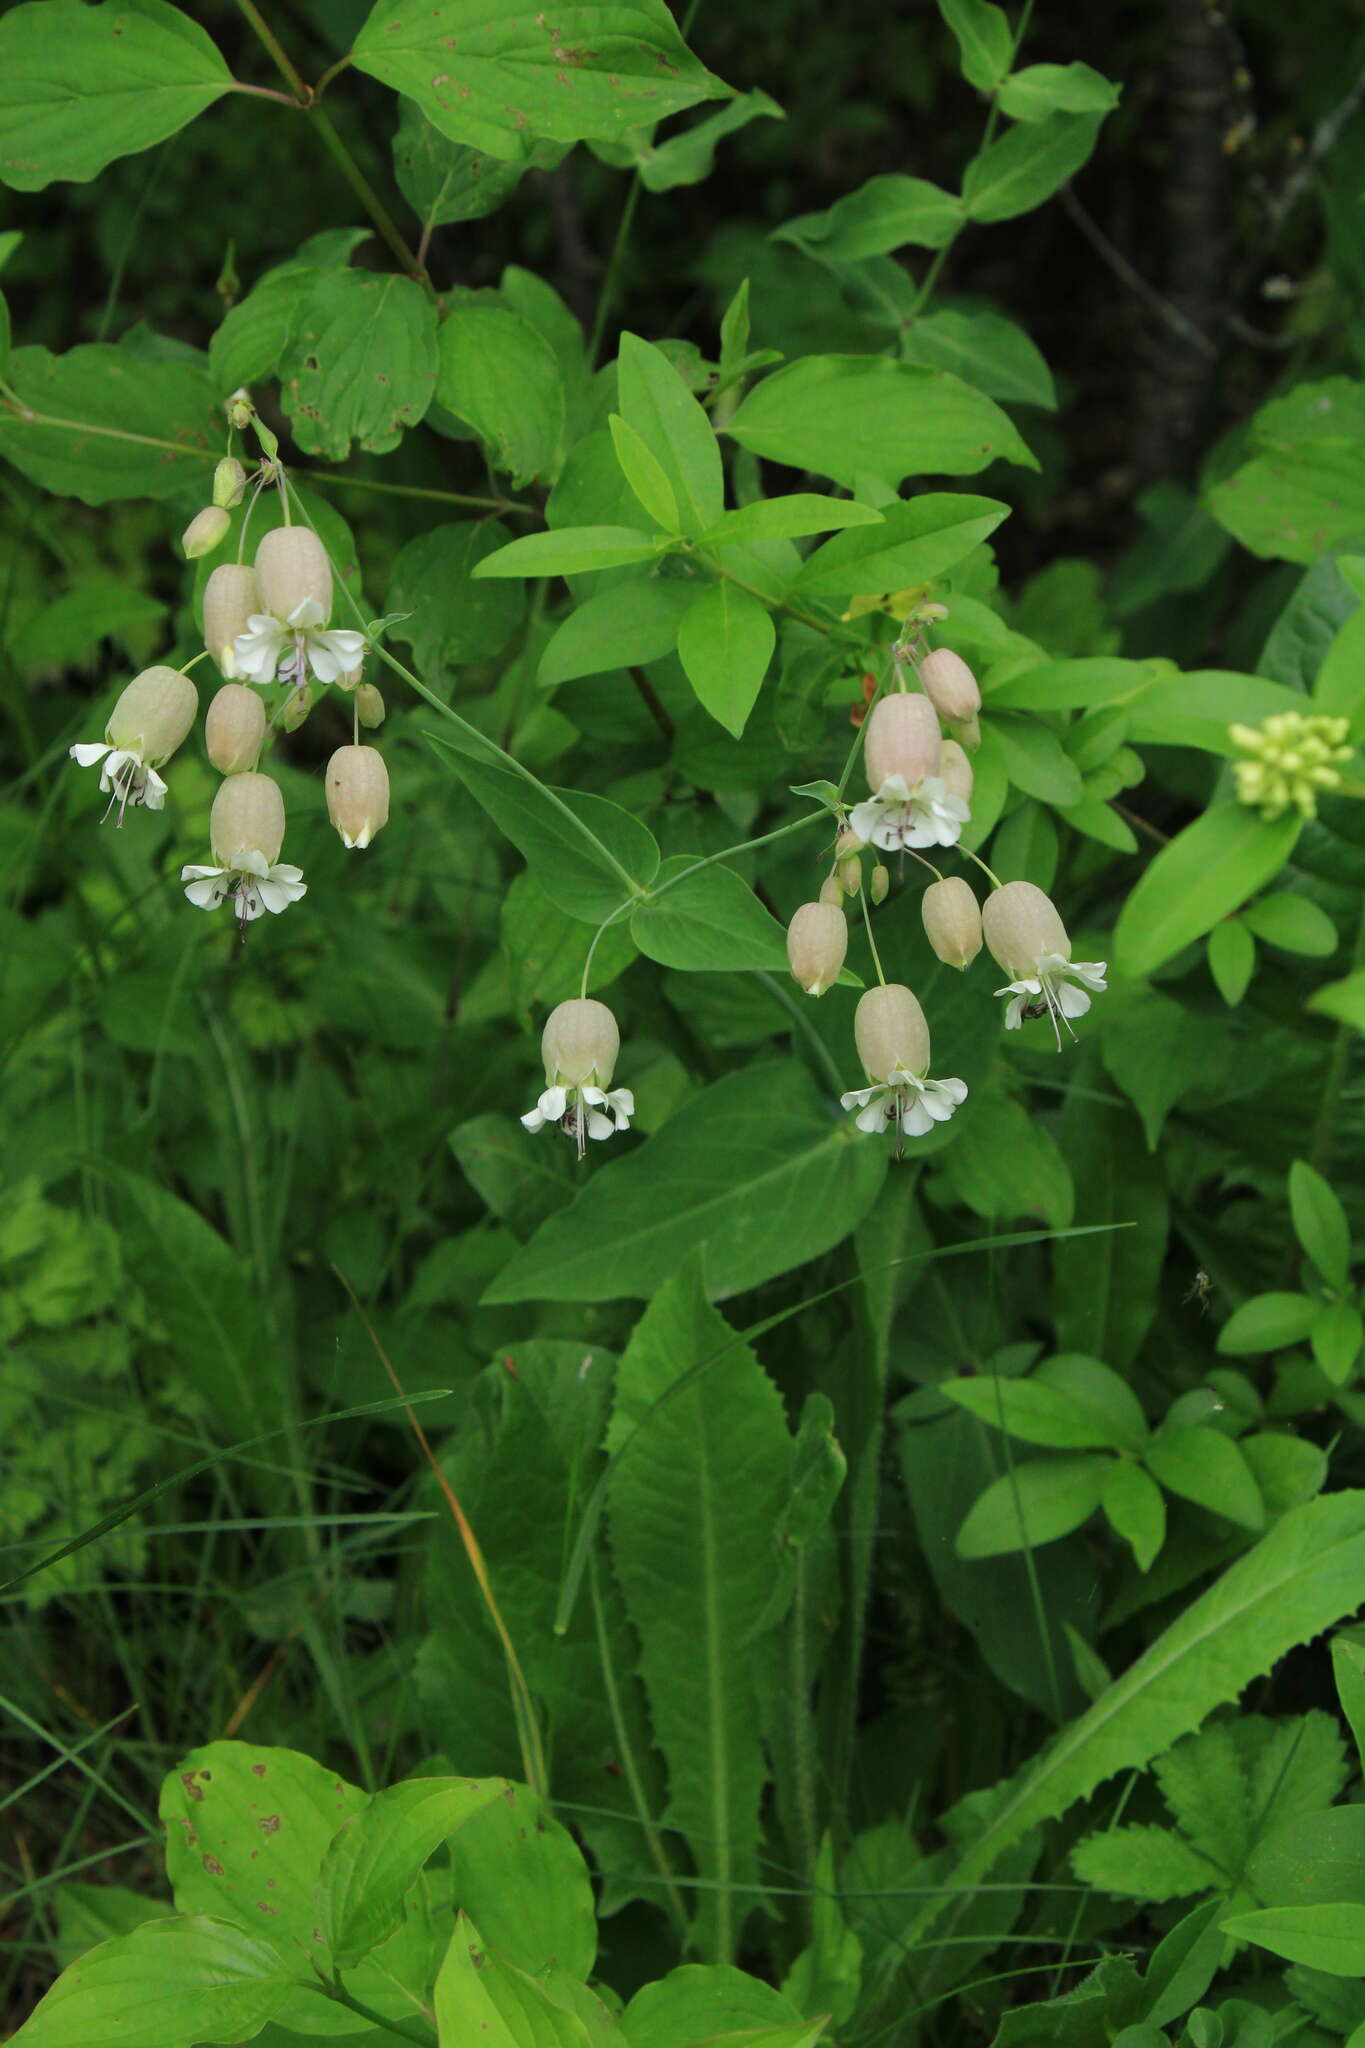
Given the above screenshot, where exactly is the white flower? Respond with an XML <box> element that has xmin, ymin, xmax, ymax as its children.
<box><xmin>840</xmin><ymin>1067</ymin><xmax>967</xmax><ymax>1138</ymax></box>
<box><xmin>181</xmin><ymin>848</ymin><xmax>307</xmax><ymax>931</ymax></box>
<box><xmin>849</xmin><ymin>773</ymin><xmax>970</xmax><ymax>852</ymax></box>
<box><xmin>68</xmin><ymin>741</ymin><xmax>168</xmax><ymax>821</ymax></box>
<box><xmin>232</xmin><ymin>596</ymin><xmax>367</xmax><ymax>689</ymax></box>
<box><xmin>521</xmin><ymin>1082</ymin><xmax>635</xmax><ymax>1158</ymax></box>
<box><xmin>996</xmin><ymin>950</ymin><xmax>1108</xmax><ymax>1044</ymax></box>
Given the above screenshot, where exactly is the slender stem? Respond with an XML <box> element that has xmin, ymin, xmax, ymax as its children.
<box><xmin>859</xmin><ymin>887</ymin><xmax>887</xmax><ymax>986</ymax></box>
<box><xmin>579</xmin><ymin>906</ymin><xmax>631</xmax><ymax>999</ymax></box>
<box><xmin>962</xmin><ymin>845</ymin><xmax>1004</xmax><ymax>891</ymax></box>
<box><xmin>589</xmin><ymin>176</ymin><xmax>642</xmax><ymax>367</ymax></box>
<box><xmin>313</xmin><ymin>52</ymin><xmax>354</xmax><ymax>99</ymax></box>
<box><xmin>757</xmin><ymin>972</ymin><xmax>848</xmax><ymax>1096</ymax></box>
<box><xmin>300</xmin><ymin>469</ymin><xmax>536</xmax><ymax>516</ymax></box>
<box><xmin>227</xmin><ymin>78</ymin><xmax>299</xmax><ymax>106</ymax></box>
<box><xmin>705</xmin><ymin>554</ymin><xmax>850</xmax><ymax>640</ymax></box>
<box><xmin>306</xmin><ymin>1978</ymin><xmax>436</xmax><ymax>2047</ymax></box>
<box><xmin>0</xmin><ymin>402</ymin><xmax>213</xmax><ymax>461</ymax></box>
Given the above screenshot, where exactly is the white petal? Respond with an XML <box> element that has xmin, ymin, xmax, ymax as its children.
<box><xmin>604</xmin><ymin>1088</ymin><xmax>634</xmax><ymax>1127</ymax></box>
<box><xmin>307</xmin><ymin>627</ymin><xmax>366</xmax><ymax>686</ymax></box>
<box><xmin>183</xmin><ymin>871</ymin><xmax>229</xmax><ymax>910</ymax></box>
<box><xmin>873</xmin><ymin>774</ymin><xmax>912</xmax><ymax>802</ymax></box>
<box><xmin>1054</xmin><ymin>979</ymin><xmax>1092</xmax><ymax>1021</ymax></box>
<box><xmin>235</xmin><ymin>848</ymin><xmax>270</xmax><ymax>879</ymax></box>
<box><xmin>538</xmin><ymin>1086</ymin><xmax>569</xmax><ymax>1121</ymax></box>
<box><xmin>579</xmin><ymin>1086</ymin><xmax>608</xmax><ymax>1106</ymax></box>
<box><xmin>233</xmin><ymin>617</ymin><xmax>287</xmax><ymax>683</ymax></box>
<box><xmin>1068</xmin><ymin>960</ymin><xmax>1108</xmax><ymax>992</ymax></box>
<box><xmin>1003</xmin><ymin>994</ymin><xmax>1028</xmax><ymax>1030</ymax></box>
<box><xmin>142</xmin><ymin>765</ymin><xmax>169</xmax><ymax>810</ymax></box>
<box><xmin>840</xmin><ymin>1086</ymin><xmax>878</xmax><ymax>1111</ymax></box>
<box><xmin>932</xmin><ymin>1076</ymin><xmax>969</xmax><ymax>1107</ymax></box>
<box><xmin>848</xmin><ymin>799</ymin><xmax>885</xmax><ymax>843</ymax></box>
<box><xmin>855</xmin><ymin>1098</ymin><xmax>893</xmax><ymax>1135</ymax></box>
<box><xmin>70</xmin><ymin>741</ymin><xmax>111</xmax><ymax>767</ymax></box>
<box><xmin>995</xmin><ymin>977</ymin><xmax>1041</xmax><ymax>998</ymax></box>
<box><xmin>287</xmin><ymin>595</ymin><xmax>328</xmax><ymax>630</ymax></box>
<box><xmin>521</xmin><ymin>1107</ymin><xmax>549</xmax><ymax>1132</ymax></box>
<box><xmin>899</xmin><ymin>1092</ymin><xmax>935</xmax><ymax>1137</ymax></box>
<box><xmin>237</xmin><ymin>883</ymin><xmax>266</xmax><ymax>921</ymax></box>
<box><xmin>257</xmin><ymin>873</ymin><xmax>306</xmax><ymax>914</ymax></box>
<box><xmin>584</xmin><ymin>1108</ymin><xmax>616</xmax><ymax>1141</ymax></box>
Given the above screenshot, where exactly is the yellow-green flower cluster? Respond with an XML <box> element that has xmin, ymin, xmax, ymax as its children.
<box><xmin>1229</xmin><ymin>710</ymin><xmax>1353</xmax><ymax>821</ymax></box>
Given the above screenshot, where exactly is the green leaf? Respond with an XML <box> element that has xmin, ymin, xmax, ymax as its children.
<box><xmin>1071</xmin><ymin>1825</ymin><xmax>1219</xmax><ymax>1903</ymax></box>
<box><xmin>677</xmin><ymin>580</ymin><xmax>775</xmax><ymax>735</ymax></box>
<box><xmin>796</xmin><ymin>492</ymin><xmax>1008</xmax><ymax>595</ymax></box>
<box><xmin>473</xmin><ymin>526</ymin><xmax>665</xmax><ymax>577</ymax></box>
<box><xmin>1220</xmin><ymin>1905</ymin><xmax>1365</xmax><ymax>1977</ymax></box>
<box><xmin>431</xmin><ymin>730</ymin><xmax>660</xmax><ymax>920</ymax></box>
<box><xmin>1241</xmin><ymin>893</ymin><xmax>1338</xmax><ymax>957</ymax></box>
<box><xmin>1053</xmin><ymin>1104</ymin><xmax>1169</xmax><ymax>1371</ymax></box>
<box><xmin>937</xmin><ymin>0</ymin><xmax>1013</xmax><ymax>92</ymax></box>
<box><xmin>936</xmin><ymin>1085</ymin><xmax>1073</xmax><ymax>1228</ymax></box>
<box><xmin>608</xmin><ymin>1267</ymin><xmax>794</xmax><ymax>1960</ymax></box>
<box><xmin>622</xmin><ymin>1964</ymin><xmax>805</xmax><ymax>2046</ymax></box>
<box><xmin>998</xmin><ymin>62</ymin><xmax>1120</xmax><ymax>122</ymax></box>
<box><xmin>725</xmin><ymin>356</ymin><xmax>1036</xmax><ymax>488</ymax></box>
<box><xmin>484</xmin><ymin>1062</ymin><xmax>889</xmax><ymax>1304</ymax></box>
<box><xmin>388</xmin><ymin>520</ymin><xmax>526</xmax><ymax>671</ymax></box>
<box><xmin>1332</xmin><ymin>1632</ymin><xmax>1365</xmax><ymax>1774</ymax></box>
<box><xmin>632</xmin><ymin>857</ymin><xmax>791</xmax><ymax>972</ymax></box>
<box><xmin>609</xmin><ymin>413</ymin><xmax>680</xmax><ymax>531</ymax></box>
<box><xmin>1216</xmin><ymin>1291</ymin><xmax>1319</xmax><ymax>1356</ymax></box>
<box><xmin>701</xmin><ymin>495</ymin><xmax>884</xmax><ymax>545</ymax></box>
<box><xmin>437</xmin><ymin>302</ymin><xmax>565</xmax><ymax>485</ymax></box>
<box><xmin>1289</xmin><ymin>1160</ymin><xmax>1352</xmax><ymax>1288</ymax></box>
<box><xmin>0</xmin><ymin>0</ymin><xmax>230</xmax><ymax>192</ymax></box>
<box><xmin>1313</xmin><ymin>1299</ymin><xmax>1363</xmax><ymax>1385</ymax></box>
<box><xmin>1207</xmin><ymin>918</ymin><xmax>1256</xmax><ymax>1006</ymax></box>
<box><xmin>1246</xmin><ymin>1806</ymin><xmax>1365</xmax><ymax>1910</ymax></box>
<box><xmin>940</xmin><ymin>1376</ymin><xmax>1133</xmax><ymax>1452</ymax></box>
<box><xmin>433</xmin><ymin>1914</ymin><xmax>611</xmax><ymax>2048</ymax></box>
<box><xmin>901</xmin><ymin>307</ymin><xmax>1056</xmax><ymax>409</ymax></box>
<box><xmin>1315</xmin><ymin>602</ymin><xmax>1365</xmax><ymax>722</ymax></box>
<box><xmin>393</xmin><ymin>98</ymin><xmax>566</xmax><ymax>227</ymax></box>
<box><xmin>353</xmin><ymin>0</ymin><xmax>726</xmax><ymax>159</ymax></box>
<box><xmin>955</xmin><ymin>1453</ymin><xmax>1111</xmax><ymax>1558</ymax></box>
<box><xmin>1208</xmin><ymin>446</ymin><xmax>1365</xmax><ymax>565</ymax></box>
<box><xmin>319</xmin><ymin>1776</ymin><xmax>512</xmax><ymax>1968</ymax></box>
<box><xmin>207</xmin><ymin>230</ymin><xmax>372</xmax><ymax>395</ymax></box>
<box><xmin>639</xmin><ymin>88</ymin><xmax>783</xmax><ymax>191</ymax></box>
<box><xmin>1038</xmin><ymin>1355</ymin><xmax>1149</xmax><ymax>1450</ymax></box>
<box><xmin>1112</xmin><ymin>806</ymin><xmax>1302</xmax><ymax>979</ymax></box>
<box><xmin>617</xmin><ymin>331</ymin><xmax>724</xmax><ymax>536</ymax></box>
<box><xmin>1144</xmin><ymin>1426</ymin><xmax>1265</xmax><ymax>1531</ymax></box>
<box><xmin>1102</xmin><ymin>1461</ymin><xmax>1166</xmax><ymax>1573</ymax></box>
<box><xmin>990</xmin><ymin>713</ymin><xmax>1085</xmax><ymax>806</ymax></box>
<box><xmin>279</xmin><ymin>269</ymin><xmax>438</xmax><ymax>460</ymax></box>
<box><xmin>775</xmin><ymin>173</ymin><xmax>965</xmax><ymax>259</ymax></box>
<box><xmin>1310</xmin><ymin>968</ymin><xmax>1365</xmax><ymax>1031</ymax></box>
<box><xmin>985</xmin><ymin>656</ymin><xmax>1159</xmax><ymax>711</ymax></box>
<box><xmin>7</xmin><ymin>1916</ymin><xmax>292</xmax><ymax>2048</ymax></box>
<box><xmin>0</xmin><ymin>341</ymin><xmax>218</xmax><ymax>502</ymax></box>
<box><xmin>962</xmin><ymin>114</ymin><xmax>1105</xmax><ymax>223</ymax></box>
<box><xmin>0</xmin><ymin>287</ymin><xmax>10</xmax><ymax>383</ymax></box>
<box><xmin>537</xmin><ymin>579</ymin><xmax>693</xmax><ymax>685</ymax></box>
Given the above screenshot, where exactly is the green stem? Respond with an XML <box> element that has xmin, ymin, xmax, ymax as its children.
<box><xmin>308</xmin><ymin>1978</ymin><xmax>436</xmax><ymax>2046</ymax></box>
<box><xmin>300</xmin><ymin>469</ymin><xmax>536</xmax><ymax>516</ymax></box>
<box><xmin>757</xmin><ymin>972</ymin><xmax>848</xmax><ymax>1097</ymax></box>
<box><xmin>704</xmin><ymin>554</ymin><xmax>851</xmax><ymax>640</ymax></box>
<box><xmin>579</xmin><ymin>906</ymin><xmax>632</xmax><ymax>999</ymax></box>
<box><xmin>0</xmin><ymin>401</ymin><xmax>212</xmax><ymax>462</ymax></box>
<box><xmin>962</xmin><ymin>845</ymin><xmax>1004</xmax><ymax>891</ymax></box>
<box><xmin>589</xmin><ymin>175</ymin><xmax>642</xmax><ymax>366</ymax></box>
<box><xmin>859</xmin><ymin>884</ymin><xmax>887</xmax><ymax>986</ymax></box>
<box><xmin>788</xmin><ymin>1555</ymin><xmax>820</xmax><ymax>1920</ymax></box>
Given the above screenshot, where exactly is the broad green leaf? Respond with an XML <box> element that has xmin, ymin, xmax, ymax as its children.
<box><xmin>279</xmin><ymin>270</ymin><xmax>438</xmax><ymax>460</ymax></box>
<box><xmin>431</xmin><ymin>730</ymin><xmax>660</xmax><ymax>920</ymax></box>
<box><xmin>1207</xmin><ymin>917</ymin><xmax>1256</xmax><ymax>1006</ymax></box>
<box><xmin>984</xmin><ymin>657</ymin><xmax>1158</xmax><ymax>710</ymax></box>
<box><xmin>207</xmin><ymin>229</ymin><xmax>374</xmax><ymax>394</ymax></box>
<box><xmin>936</xmin><ymin>1085</ymin><xmax>1073</xmax><ymax>1228</ymax></box>
<box><xmin>677</xmin><ymin>580</ymin><xmax>775</xmax><ymax>735</ymax></box>
<box><xmin>1310</xmin><ymin>967</ymin><xmax>1365</xmax><ymax>1031</ymax></box>
<box><xmin>937</xmin><ymin>0</ymin><xmax>1013</xmax><ymax>92</ymax></box>
<box><xmin>609</xmin><ymin>413</ymin><xmax>680</xmax><ymax>531</ymax></box>
<box><xmin>1315</xmin><ymin>602</ymin><xmax>1365</xmax><ymax>722</ymax></box>
<box><xmin>1126</xmin><ymin>668</ymin><xmax>1307</xmax><ymax>754</ymax></box>
<box><xmin>608</xmin><ymin>1268</ymin><xmax>793</xmax><ymax>1960</ymax></box>
<box><xmin>12</xmin><ymin>577</ymin><xmax>166</xmax><ymax>671</ymax></box>
<box><xmin>796</xmin><ymin>493</ymin><xmax>1008</xmax><ymax>596</ymax></box>
<box><xmin>962</xmin><ymin>114</ymin><xmax>1105</xmax><ymax>223</ymax></box>
<box><xmin>1144</xmin><ymin>1427</ymin><xmax>1265</xmax><ymax>1531</ymax></box>
<box><xmin>353</xmin><ymin>0</ymin><xmax>726</xmax><ymax>160</ymax></box>
<box><xmin>537</xmin><ymin>579</ymin><xmax>693</xmax><ymax>685</ymax></box>
<box><xmin>1071</xmin><ymin>1825</ymin><xmax>1219</xmax><ymax>1903</ymax></box>
<box><xmin>0</xmin><ymin>342</ymin><xmax>218</xmax><ymax>502</ymax></box>
<box><xmin>1102</xmin><ymin>1461</ymin><xmax>1166</xmax><ymax>1573</ymax></box>
<box><xmin>725</xmin><ymin>356</ymin><xmax>1036</xmax><ymax>488</ymax></box>
<box><xmin>7</xmin><ymin>1916</ymin><xmax>292</xmax><ymax>2047</ymax></box>
<box><xmin>1220</xmin><ymin>1904</ymin><xmax>1365</xmax><ymax>1977</ymax></box>
<box><xmin>484</xmin><ymin>1062</ymin><xmax>889</xmax><ymax>1304</ymax></box>
<box><xmin>1246</xmin><ymin>1806</ymin><xmax>1365</xmax><ymax>1910</ymax></box>
<box><xmin>902</xmin><ymin>307</ymin><xmax>1056</xmax><ymax>408</ymax></box>
<box><xmin>393</xmin><ymin>98</ymin><xmax>566</xmax><ymax>226</ymax></box>
<box><xmin>621</xmin><ymin>1963</ymin><xmax>807</xmax><ymax>2046</ymax></box>
<box><xmin>433</xmin><ymin>1915</ymin><xmax>611</xmax><ymax>2048</ymax></box>
<box><xmin>617</xmin><ymin>332</ymin><xmax>724</xmax><ymax>535</ymax></box>
<box><xmin>439</xmin><ymin>1792</ymin><xmax>598</xmax><ymax>1979</ymax></box>
<box><xmin>998</xmin><ymin>62</ymin><xmax>1120</xmax><ymax>122</ymax></box>
<box><xmin>51</xmin><ymin>1885</ymin><xmax>167</xmax><ymax>1973</ymax></box>
<box><xmin>320</xmin><ymin>1776</ymin><xmax>510</xmax><ymax>1967</ymax></box>
<box><xmin>639</xmin><ymin>89</ymin><xmax>783</xmax><ymax>191</ymax></box>
<box><xmin>1332</xmin><ymin>1632</ymin><xmax>1365</xmax><ymax>1773</ymax></box>
<box><xmin>955</xmin><ymin>1453</ymin><xmax>1111</xmax><ymax>1557</ymax></box>
<box><xmin>1216</xmin><ymin>1291</ymin><xmax>1318</xmax><ymax>1356</ymax></box>
<box><xmin>1288</xmin><ymin>1160</ymin><xmax>1352</xmax><ymax>1288</ymax></box>
<box><xmin>1112</xmin><ymin>806</ymin><xmax>1302</xmax><ymax>979</ymax></box>
<box><xmin>775</xmin><ymin>173</ymin><xmax>965</xmax><ymax>259</ymax></box>
<box><xmin>1242</xmin><ymin>893</ymin><xmax>1338</xmax><ymax>956</ymax></box>
<box><xmin>990</xmin><ymin>713</ymin><xmax>1085</xmax><ymax>806</ymax></box>
<box><xmin>631</xmin><ymin>858</ymin><xmax>790</xmax><ymax>972</ymax></box>
<box><xmin>1208</xmin><ymin>446</ymin><xmax>1365</xmax><ymax>565</ymax></box>
<box><xmin>388</xmin><ymin>520</ymin><xmax>526</xmax><ymax>671</ymax></box>
<box><xmin>940</xmin><ymin>1376</ymin><xmax>1133</xmax><ymax>1452</ymax></box>
<box><xmin>701</xmin><ymin>495</ymin><xmax>884</xmax><ymax>545</ymax></box>
<box><xmin>474</xmin><ymin>526</ymin><xmax>665</xmax><ymax>577</ymax></box>
<box><xmin>1312</xmin><ymin>1300</ymin><xmax>1363</xmax><ymax>1386</ymax></box>
<box><xmin>898</xmin><ymin>1491</ymin><xmax>1365</xmax><ymax>1950</ymax></box>
<box><xmin>437</xmin><ymin>302</ymin><xmax>565</xmax><ymax>484</ymax></box>
<box><xmin>0</xmin><ymin>0</ymin><xmax>230</xmax><ymax>192</ymax></box>
<box><xmin>1037</xmin><ymin>1355</ymin><xmax>1148</xmax><ymax>1450</ymax></box>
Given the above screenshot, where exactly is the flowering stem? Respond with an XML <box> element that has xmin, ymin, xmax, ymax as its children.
<box><xmin>961</xmin><ymin>846</ymin><xmax>1004</xmax><ymax>891</ymax></box>
<box><xmin>178</xmin><ymin>651</ymin><xmax>214</xmax><ymax>677</ymax></box>
<box><xmin>859</xmin><ymin>886</ymin><xmax>888</xmax><ymax>986</ymax></box>
<box><xmin>300</xmin><ymin>470</ymin><xmax>537</xmax><ymax>517</ymax></box>
<box><xmin>579</xmin><ymin>906</ymin><xmax>631</xmax><ymax>999</ymax></box>
<box><xmin>756</xmin><ymin>972</ymin><xmax>848</xmax><ymax>1096</ymax></box>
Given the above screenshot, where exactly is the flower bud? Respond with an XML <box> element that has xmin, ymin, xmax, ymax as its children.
<box><xmin>836</xmin><ymin>824</ymin><xmax>863</xmax><ymax>894</ymax></box>
<box><xmin>953</xmin><ymin>713</ymin><xmax>982</xmax><ymax>752</ymax></box>
<box><xmin>277</xmin><ymin>686</ymin><xmax>312</xmax><ymax>732</ymax></box>
<box><xmin>818</xmin><ymin>874</ymin><xmax>844</xmax><ymax>907</ymax></box>
<box><xmin>226</xmin><ymin>388</ymin><xmax>254</xmax><ymax>430</ymax></box>
<box><xmin>256</xmin><ymin>525</ymin><xmax>332</xmax><ymax>625</ymax></box>
<box><xmin>204</xmin><ymin>563</ymin><xmax>262</xmax><ymax>677</ymax></box>
<box><xmin>863</xmin><ymin>692</ymin><xmax>941</xmax><ymax>792</ymax></box>
<box><xmin>205</xmin><ymin>683</ymin><xmax>265</xmax><ymax>775</ymax></box>
<box><xmin>326</xmin><ymin>744</ymin><xmax>390</xmax><ymax>850</ymax></box>
<box><xmin>939</xmin><ymin>739</ymin><xmax>974</xmax><ymax>806</ymax></box>
<box><xmin>107</xmin><ymin>666</ymin><xmax>198</xmax><ymax>764</ymax></box>
<box><xmin>355</xmin><ymin>683</ymin><xmax>386</xmax><ymax>729</ymax></box>
<box><xmin>919</xmin><ymin>647</ymin><xmax>981</xmax><ymax>724</ymax></box>
<box><xmin>981</xmin><ymin>880</ymin><xmax>1071</xmax><ymax>979</ymax></box>
<box><xmin>183</xmin><ymin>505</ymin><xmax>230</xmax><ymax>560</ymax></box>
<box><xmin>213</xmin><ymin>457</ymin><xmax>247</xmax><ymax>509</ymax></box>
<box><xmin>921</xmin><ymin>876</ymin><xmax>982</xmax><ymax>969</ymax></box>
<box><xmin>870</xmin><ymin>863</ymin><xmax>889</xmax><ymax>905</ymax></box>
<box><xmin>854</xmin><ymin>983</ymin><xmax>930</xmax><ymax>1084</ymax></box>
<box><xmin>542</xmin><ymin>998</ymin><xmax>619</xmax><ymax>1088</ymax></box>
<box><xmin>210</xmin><ymin>770</ymin><xmax>285</xmax><ymax>869</ymax></box>
<box><xmin>786</xmin><ymin>901</ymin><xmax>848</xmax><ymax>996</ymax></box>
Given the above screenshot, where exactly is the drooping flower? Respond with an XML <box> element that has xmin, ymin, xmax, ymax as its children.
<box><xmin>981</xmin><ymin>880</ymin><xmax>1106</xmax><ymax>1045</ymax></box>
<box><xmin>231</xmin><ymin>526</ymin><xmax>366</xmax><ymax>688</ymax></box>
<box><xmin>918</xmin><ymin>646</ymin><xmax>981</xmax><ymax>725</ymax></box>
<box><xmin>69</xmin><ymin>666</ymin><xmax>199</xmax><ymax>824</ymax></box>
<box><xmin>921</xmin><ymin>875</ymin><xmax>982</xmax><ymax>969</ymax></box>
<box><xmin>850</xmin><ymin>691</ymin><xmax>969</xmax><ymax>851</ymax></box>
<box><xmin>203</xmin><ymin>563</ymin><xmax>261</xmax><ymax>678</ymax></box>
<box><xmin>521</xmin><ymin>998</ymin><xmax>634</xmax><ymax>1159</ymax></box>
<box><xmin>181</xmin><ymin>772</ymin><xmax>305</xmax><ymax>931</ymax></box>
<box><xmin>786</xmin><ymin>901</ymin><xmax>848</xmax><ymax>996</ymax></box>
<box><xmin>205</xmin><ymin>684</ymin><xmax>266</xmax><ymax>775</ymax></box>
<box><xmin>840</xmin><ymin>983</ymin><xmax>967</xmax><ymax>1145</ymax></box>
<box><xmin>1230</xmin><ymin>711</ymin><xmax>1353</xmax><ymax>821</ymax></box>
<box><xmin>325</xmin><ymin>745</ymin><xmax>390</xmax><ymax>850</ymax></box>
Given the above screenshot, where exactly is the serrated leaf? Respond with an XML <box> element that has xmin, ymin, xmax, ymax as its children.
<box><xmin>280</xmin><ymin>269</ymin><xmax>439</xmax><ymax>460</ymax></box>
<box><xmin>677</xmin><ymin>580</ymin><xmax>775</xmax><ymax>735</ymax></box>
<box><xmin>1071</xmin><ymin>1824</ymin><xmax>1219</xmax><ymax>1902</ymax></box>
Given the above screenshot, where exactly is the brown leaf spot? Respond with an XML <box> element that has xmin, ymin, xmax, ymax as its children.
<box><xmin>259</xmin><ymin>1814</ymin><xmax>281</xmax><ymax>1835</ymax></box>
<box><xmin>256</xmin><ymin>1900</ymin><xmax>279</xmax><ymax>1915</ymax></box>
<box><xmin>181</xmin><ymin>1773</ymin><xmax>204</xmax><ymax>1803</ymax></box>
<box><xmin>203</xmin><ymin>1854</ymin><xmax>225</xmax><ymax>1876</ymax></box>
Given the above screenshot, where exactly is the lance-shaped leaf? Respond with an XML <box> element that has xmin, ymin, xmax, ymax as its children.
<box><xmin>7</xmin><ymin>1916</ymin><xmax>292</xmax><ymax>2048</ymax></box>
<box><xmin>797</xmin><ymin>493</ymin><xmax>1008</xmax><ymax>596</ymax></box>
<box><xmin>1112</xmin><ymin>805</ymin><xmax>1302</xmax><ymax>979</ymax></box>
<box><xmin>677</xmin><ymin>580</ymin><xmax>775</xmax><ymax>736</ymax></box>
<box><xmin>320</xmin><ymin>1776</ymin><xmax>510</xmax><ymax>1967</ymax></box>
